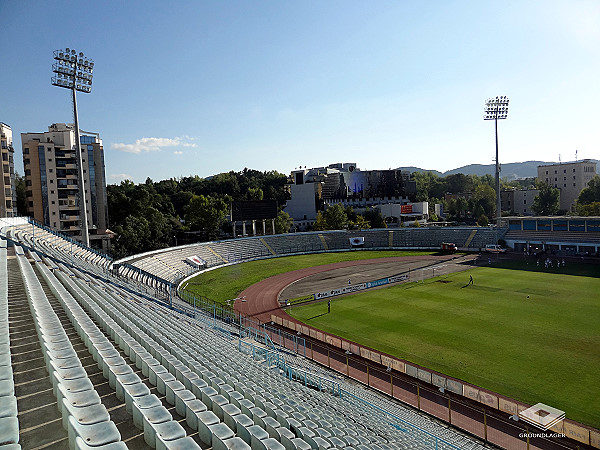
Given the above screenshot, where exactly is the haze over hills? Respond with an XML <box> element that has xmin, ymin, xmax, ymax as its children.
<box><xmin>398</xmin><ymin>160</ymin><xmax>600</xmax><ymax>180</ymax></box>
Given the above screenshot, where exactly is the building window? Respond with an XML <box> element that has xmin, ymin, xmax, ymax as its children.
<box><xmin>545</xmin><ymin>170</ymin><xmax>548</xmax><ymax>175</ymax></box>
<box><xmin>50</xmin><ymin>190</ymin><xmax>54</xmax><ymax>194</ymax></box>
<box><xmin>49</xmin><ymin>168</ymin><xmax>53</xmax><ymax>173</ymax></box>
<box><xmin>573</xmin><ymin>183</ymin><xmax>576</xmax><ymax>187</ymax></box>
<box><xmin>564</xmin><ymin>177</ymin><xmax>566</xmax><ymax>181</ymax></box>
<box><xmin>573</xmin><ymin>176</ymin><xmax>576</xmax><ymax>180</ymax></box>
<box><xmin>554</xmin><ymin>178</ymin><xmax>557</xmax><ymax>181</ymax></box>
<box><xmin>524</xmin><ymin>200</ymin><xmax>527</xmax><ymax>204</ymax></box>
<box><xmin>51</xmin><ymin>201</ymin><xmax>55</xmax><ymax>204</ymax></box>
<box><xmin>52</xmin><ymin>211</ymin><xmax>55</xmax><ymax>215</ymax></box>
<box><xmin>23</xmin><ymin>148</ymin><xmax>29</xmax><ymax>154</ymax></box>
<box><xmin>554</xmin><ymin>170</ymin><xmax>557</xmax><ymax>174</ymax></box>
<box><xmin>573</xmin><ymin>169</ymin><xmax>576</xmax><ymax>172</ymax></box>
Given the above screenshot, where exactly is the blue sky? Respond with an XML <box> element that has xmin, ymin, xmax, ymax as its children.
<box><xmin>1</xmin><ymin>1</ymin><xmax>599</xmax><ymax>184</ymax></box>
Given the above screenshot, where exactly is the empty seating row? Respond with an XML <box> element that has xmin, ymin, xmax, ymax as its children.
<box><xmin>36</xmin><ymin>263</ymin><xmax>205</xmax><ymax>449</ymax></box>
<box><xmin>71</xmin><ymin>270</ymin><xmax>418</xmax><ymax>449</ymax></box>
<box><xmin>15</xmin><ymin>249</ymin><xmax>124</xmax><ymax>450</ymax></box>
<box><xmin>7</xmin><ymin>222</ymin><xmax>111</xmax><ymax>271</ymax></box>
<box><xmin>61</xmin><ymin>250</ymin><xmax>485</xmax><ymax>448</ymax></box>
<box><xmin>0</xmin><ymin>239</ymin><xmax>20</xmax><ymax>449</ymax></box>
<box><xmin>67</xmin><ymin>270</ymin><xmax>338</xmax><ymax>449</ymax></box>
<box><xmin>50</xmin><ymin>266</ymin><xmax>255</xmax><ymax>449</ymax></box>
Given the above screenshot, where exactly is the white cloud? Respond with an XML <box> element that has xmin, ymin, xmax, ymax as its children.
<box><xmin>173</xmin><ymin>151</ymin><xmax>183</xmax><ymax>155</ymax></box>
<box><xmin>111</xmin><ymin>136</ymin><xmax>197</xmax><ymax>154</ymax></box>
<box><xmin>109</xmin><ymin>173</ymin><xmax>132</xmax><ymax>181</ymax></box>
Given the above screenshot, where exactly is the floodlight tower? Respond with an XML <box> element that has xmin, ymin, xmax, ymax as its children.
<box><xmin>52</xmin><ymin>48</ymin><xmax>94</xmax><ymax>246</ymax></box>
<box><xmin>484</xmin><ymin>96</ymin><xmax>509</xmax><ymax>227</ymax></box>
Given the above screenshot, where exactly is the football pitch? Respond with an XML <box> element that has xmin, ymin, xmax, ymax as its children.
<box><xmin>288</xmin><ymin>262</ymin><xmax>600</xmax><ymax>428</ymax></box>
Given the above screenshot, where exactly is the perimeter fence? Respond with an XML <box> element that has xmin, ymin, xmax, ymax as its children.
<box><xmin>292</xmin><ymin>336</ymin><xmax>585</xmax><ymax>450</ymax></box>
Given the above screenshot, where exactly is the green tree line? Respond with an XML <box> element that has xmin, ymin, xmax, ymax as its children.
<box><xmin>106</xmin><ymin>169</ymin><xmax>290</xmax><ymax>258</ymax></box>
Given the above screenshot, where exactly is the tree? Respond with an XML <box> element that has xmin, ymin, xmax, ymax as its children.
<box><xmin>344</xmin><ymin>206</ymin><xmax>357</xmax><ymax>223</ymax></box>
<box><xmin>473</xmin><ymin>204</ymin><xmax>485</xmax><ymax>221</ymax></box>
<box><xmin>185</xmin><ymin>194</ymin><xmax>228</xmax><ymax>239</ymax></box>
<box><xmin>246</xmin><ymin>187</ymin><xmax>264</xmax><ymax>201</ymax></box>
<box><xmin>477</xmin><ymin>214</ymin><xmax>489</xmax><ymax>226</ymax></box>
<box><xmin>274</xmin><ymin>210</ymin><xmax>293</xmax><ymax>234</ymax></box>
<box><xmin>313</xmin><ymin>212</ymin><xmax>327</xmax><ymax>231</ymax></box>
<box><xmin>577</xmin><ymin>202</ymin><xmax>600</xmax><ymax>216</ymax></box>
<box><xmin>445</xmin><ymin>173</ymin><xmax>472</xmax><ymax>195</ymax></box>
<box><xmin>448</xmin><ymin>197</ymin><xmax>468</xmax><ymax>219</ymax></box>
<box><xmin>577</xmin><ymin>176</ymin><xmax>600</xmax><ymax>205</ymax></box>
<box><xmin>363</xmin><ymin>209</ymin><xmax>386</xmax><ymax>228</ymax></box>
<box><xmin>349</xmin><ymin>215</ymin><xmax>371</xmax><ymax>231</ymax></box>
<box><xmin>471</xmin><ymin>184</ymin><xmax>496</xmax><ymax>219</ymax></box>
<box><xmin>531</xmin><ymin>182</ymin><xmax>560</xmax><ymax>216</ymax></box>
<box><xmin>413</xmin><ymin>171</ymin><xmax>445</xmax><ymax>202</ymax></box>
<box><xmin>111</xmin><ymin>215</ymin><xmax>151</xmax><ymax>259</ymax></box>
<box><xmin>323</xmin><ymin>204</ymin><xmax>348</xmax><ymax>230</ymax></box>
<box><xmin>14</xmin><ymin>172</ymin><xmax>27</xmax><ymax>215</ymax></box>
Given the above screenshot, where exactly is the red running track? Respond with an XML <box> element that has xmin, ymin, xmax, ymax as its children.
<box><xmin>234</xmin><ymin>254</ymin><xmax>460</xmax><ymax>324</ymax></box>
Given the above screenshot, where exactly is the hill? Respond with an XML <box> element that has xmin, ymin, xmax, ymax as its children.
<box><xmin>399</xmin><ymin>160</ymin><xmax>599</xmax><ymax>180</ymax></box>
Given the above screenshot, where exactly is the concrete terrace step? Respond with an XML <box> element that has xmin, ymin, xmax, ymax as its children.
<box><xmin>7</xmin><ymin>257</ymin><xmax>69</xmax><ymax>449</ymax></box>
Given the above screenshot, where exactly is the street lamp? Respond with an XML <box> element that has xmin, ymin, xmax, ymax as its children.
<box><xmin>484</xmin><ymin>96</ymin><xmax>509</xmax><ymax>227</ymax></box>
<box><xmin>52</xmin><ymin>48</ymin><xmax>94</xmax><ymax>247</ymax></box>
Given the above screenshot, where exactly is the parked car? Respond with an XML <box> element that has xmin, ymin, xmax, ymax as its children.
<box><xmin>485</xmin><ymin>244</ymin><xmax>506</xmax><ymax>253</ymax></box>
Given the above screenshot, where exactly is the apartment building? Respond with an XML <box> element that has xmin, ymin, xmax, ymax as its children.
<box><xmin>21</xmin><ymin>123</ymin><xmax>109</xmax><ymax>249</ymax></box>
<box><xmin>0</xmin><ymin>123</ymin><xmax>17</xmax><ymax>218</ymax></box>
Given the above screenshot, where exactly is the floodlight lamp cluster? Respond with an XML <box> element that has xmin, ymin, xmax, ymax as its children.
<box><xmin>484</xmin><ymin>95</ymin><xmax>509</xmax><ymax>120</ymax></box>
<box><xmin>52</xmin><ymin>48</ymin><xmax>94</xmax><ymax>94</ymax></box>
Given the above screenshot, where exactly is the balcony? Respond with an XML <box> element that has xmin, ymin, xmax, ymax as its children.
<box><xmin>60</xmin><ymin>214</ymin><xmax>80</xmax><ymax>221</ymax></box>
<box><xmin>58</xmin><ymin>197</ymin><xmax>78</xmax><ymax>207</ymax></box>
<box><xmin>60</xmin><ymin>224</ymin><xmax>81</xmax><ymax>232</ymax></box>
<box><xmin>56</xmin><ymin>162</ymin><xmax>76</xmax><ymax>169</ymax></box>
<box><xmin>57</xmin><ymin>183</ymin><xmax>78</xmax><ymax>189</ymax></box>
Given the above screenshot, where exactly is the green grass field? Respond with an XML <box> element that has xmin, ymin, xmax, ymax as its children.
<box><xmin>182</xmin><ymin>250</ymin><xmax>434</xmax><ymax>303</ymax></box>
<box><xmin>181</xmin><ymin>252</ymin><xmax>600</xmax><ymax>427</ymax></box>
<box><xmin>288</xmin><ymin>262</ymin><xmax>600</xmax><ymax>428</ymax></box>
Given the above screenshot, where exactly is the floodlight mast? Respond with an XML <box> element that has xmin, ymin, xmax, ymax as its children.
<box><xmin>484</xmin><ymin>96</ymin><xmax>509</xmax><ymax>227</ymax></box>
<box><xmin>52</xmin><ymin>48</ymin><xmax>95</xmax><ymax>247</ymax></box>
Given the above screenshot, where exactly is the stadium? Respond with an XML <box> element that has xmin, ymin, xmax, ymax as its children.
<box><xmin>2</xmin><ymin>216</ymin><xmax>599</xmax><ymax>450</ymax></box>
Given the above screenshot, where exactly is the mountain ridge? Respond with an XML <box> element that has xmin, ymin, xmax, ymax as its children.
<box><xmin>398</xmin><ymin>160</ymin><xmax>599</xmax><ymax>180</ymax></box>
